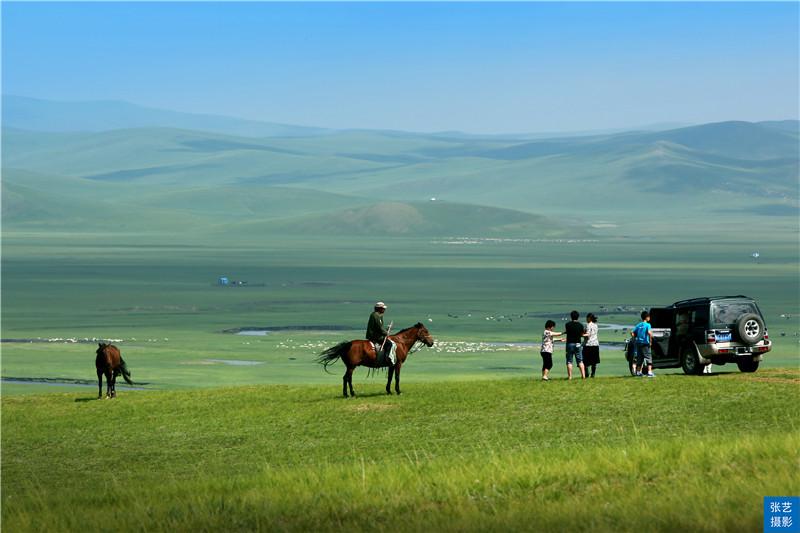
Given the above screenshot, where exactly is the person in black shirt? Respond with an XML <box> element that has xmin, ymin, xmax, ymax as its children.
<box><xmin>366</xmin><ymin>302</ymin><xmax>389</xmax><ymax>344</ymax></box>
<box><xmin>564</xmin><ymin>310</ymin><xmax>587</xmax><ymax>379</ymax></box>
<box><xmin>366</xmin><ymin>301</ymin><xmax>395</xmax><ymax>365</ymax></box>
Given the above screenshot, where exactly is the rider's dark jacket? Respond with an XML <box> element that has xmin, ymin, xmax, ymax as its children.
<box><xmin>366</xmin><ymin>311</ymin><xmax>388</xmax><ymax>343</ymax></box>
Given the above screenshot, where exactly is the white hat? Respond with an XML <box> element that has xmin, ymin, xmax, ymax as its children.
<box><xmin>375</xmin><ymin>301</ymin><xmax>387</xmax><ymax>309</ymax></box>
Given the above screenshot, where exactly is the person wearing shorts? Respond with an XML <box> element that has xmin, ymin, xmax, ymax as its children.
<box><xmin>540</xmin><ymin>320</ymin><xmax>564</xmax><ymax>381</ymax></box>
<box><xmin>564</xmin><ymin>310</ymin><xmax>587</xmax><ymax>380</ymax></box>
<box><xmin>632</xmin><ymin>311</ymin><xmax>654</xmax><ymax>377</ymax></box>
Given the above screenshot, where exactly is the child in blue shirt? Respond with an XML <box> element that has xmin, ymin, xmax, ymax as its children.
<box><xmin>632</xmin><ymin>311</ymin><xmax>654</xmax><ymax>377</ymax></box>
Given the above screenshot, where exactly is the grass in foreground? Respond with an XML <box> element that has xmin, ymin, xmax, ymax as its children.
<box><xmin>3</xmin><ymin>370</ymin><xmax>799</xmax><ymax>532</ymax></box>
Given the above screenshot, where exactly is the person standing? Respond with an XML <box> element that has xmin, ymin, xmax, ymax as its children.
<box><xmin>540</xmin><ymin>320</ymin><xmax>564</xmax><ymax>381</ymax></box>
<box><xmin>564</xmin><ymin>310</ymin><xmax>587</xmax><ymax>380</ymax></box>
<box><xmin>632</xmin><ymin>310</ymin><xmax>654</xmax><ymax>377</ymax></box>
<box><xmin>583</xmin><ymin>313</ymin><xmax>600</xmax><ymax>378</ymax></box>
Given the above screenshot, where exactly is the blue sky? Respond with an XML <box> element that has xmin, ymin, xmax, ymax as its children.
<box><xmin>3</xmin><ymin>2</ymin><xmax>798</xmax><ymax>133</ymax></box>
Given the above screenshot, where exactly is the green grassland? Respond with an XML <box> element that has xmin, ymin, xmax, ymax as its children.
<box><xmin>3</xmin><ymin>232</ymin><xmax>797</xmax><ymax>530</ymax></box>
<box><xmin>2</xmin><ymin>233</ymin><xmax>798</xmax><ymax>395</ymax></box>
<box><xmin>3</xmin><ymin>372</ymin><xmax>799</xmax><ymax>531</ymax></box>
<box><xmin>2</xmin><ymin>107</ymin><xmax>799</xmax><ymax>530</ymax></box>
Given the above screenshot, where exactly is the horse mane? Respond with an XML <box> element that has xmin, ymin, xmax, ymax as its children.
<box><xmin>394</xmin><ymin>322</ymin><xmax>424</xmax><ymax>336</ymax></box>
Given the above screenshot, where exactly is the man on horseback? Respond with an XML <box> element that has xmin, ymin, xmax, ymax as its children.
<box><xmin>366</xmin><ymin>301</ymin><xmax>396</xmax><ymax>365</ymax></box>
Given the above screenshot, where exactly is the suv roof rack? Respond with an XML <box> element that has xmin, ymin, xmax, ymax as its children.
<box><xmin>671</xmin><ymin>295</ymin><xmax>751</xmax><ymax>307</ymax></box>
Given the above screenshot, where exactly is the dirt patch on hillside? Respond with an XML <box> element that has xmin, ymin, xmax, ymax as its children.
<box><xmin>744</xmin><ymin>369</ymin><xmax>800</xmax><ymax>384</ymax></box>
<box><xmin>348</xmin><ymin>403</ymin><xmax>399</xmax><ymax>413</ymax></box>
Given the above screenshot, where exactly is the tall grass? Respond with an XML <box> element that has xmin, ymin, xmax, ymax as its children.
<box><xmin>3</xmin><ymin>371</ymin><xmax>798</xmax><ymax>531</ymax></box>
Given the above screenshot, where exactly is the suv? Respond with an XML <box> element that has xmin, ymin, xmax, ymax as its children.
<box><xmin>625</xmin><ymin>295</ymin><xmax>771</xmax><ymax>375</ymax></box>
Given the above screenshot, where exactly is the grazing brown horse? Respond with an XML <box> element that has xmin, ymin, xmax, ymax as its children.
<box><xmin>317</xmin><ymin>322</ymin><xmax>434</xmax><ymax>397</ymax></box>
<box><xmin>95</xmin><ymin>343</ymin><xmax>133</xmax><ymax>399</ymax></box>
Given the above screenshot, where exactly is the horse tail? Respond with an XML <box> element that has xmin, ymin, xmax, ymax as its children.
<box><xmin>316</xmin><ymin>341</ymin><xmax>351</xmax><ymax>374</ymax></box>
<box><xmin>119</xmin><ymin>357</ymin><xmax>134</xmax><ymax>385</ymax></box>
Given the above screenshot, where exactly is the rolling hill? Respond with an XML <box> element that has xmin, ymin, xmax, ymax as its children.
<box><xmin>2</xmin><ymin>96</ymin><xmax>798</xmax><ymax>239</ymax></box>
<box><xmin>245</xmin><ymin>200</ymin><xmax>586</xmax><ymax>238</ymax></box>
<box><xmin>1</xmin><ymin>166</ymin><xmax>581</xmax><ymax>240</ymax></box>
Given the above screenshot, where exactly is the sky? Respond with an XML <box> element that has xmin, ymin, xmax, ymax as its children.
<box><xmin>2</xmin><ymin>2</ymin><xmax>799</xmax><ymax>134</ymax></box>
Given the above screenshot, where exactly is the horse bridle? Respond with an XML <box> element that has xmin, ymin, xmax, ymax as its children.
<box><xmin>410</xmin><ymin>329</ymin><xmax>434</xmax><ymax>353</ymax></box>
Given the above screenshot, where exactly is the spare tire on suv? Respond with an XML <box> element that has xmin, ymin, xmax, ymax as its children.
<box><xmin>736</xmin><ymin>313</ymin><xmax>765</xmax><ymax>345</ymax></box>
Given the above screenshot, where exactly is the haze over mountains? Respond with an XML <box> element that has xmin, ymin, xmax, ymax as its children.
<box><xmin>2</xmin><ymin>95</ymin><xmax>798</xmax><ymax>240</ymax></box>
<box><xmin>2</xmin><ymin>95</ymin><xmax>690</xmax><ymax>139</ymax></box>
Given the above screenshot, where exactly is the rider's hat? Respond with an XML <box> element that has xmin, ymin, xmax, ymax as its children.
<box><xmin>375</xmin><ymin>301</ymin><xmax>387</xmax><ymax>309</ymax></box>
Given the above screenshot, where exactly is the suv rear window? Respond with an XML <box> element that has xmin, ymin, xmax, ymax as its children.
<box><xmin>711</xmin><ymin>301</ymin><xmax>761</xmax><ymax>328</ymax></box>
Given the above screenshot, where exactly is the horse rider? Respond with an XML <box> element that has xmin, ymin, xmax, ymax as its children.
<box><xmin>366</xmin><ymin>301</ymin><xmax>396</xmax><ymax>365</ymax></box>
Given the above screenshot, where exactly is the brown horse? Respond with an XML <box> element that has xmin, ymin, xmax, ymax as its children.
<box><xmin>95</xmin><ymin>343</ymin><xmax>133</xmax><ymax>399</ymax></box>
<box><xmin>317</xmin><ymin>322</ymin><xmax>434</xmax><ymax>397</ymax></box>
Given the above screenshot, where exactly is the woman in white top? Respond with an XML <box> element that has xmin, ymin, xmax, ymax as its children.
<box><xmin>583</xmin><ymin>313</ymin><xmax>600</xmax><ymax>378</ymax></box>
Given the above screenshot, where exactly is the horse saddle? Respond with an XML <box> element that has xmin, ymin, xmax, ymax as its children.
<box><xmin>372</xmin><ymin>340</ymin><xmax>396</xmax><ymax>366</ymax></box>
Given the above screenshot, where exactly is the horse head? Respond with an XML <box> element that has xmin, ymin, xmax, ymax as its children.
<box><xmin>414</xmin><ymin>322</ymin><xmax>435</xmax><ymax>347</ymax></box>
<box><xmin>96</xmin><ymin>343</ymin><xmax>108</xmax><ymax>356</ymax></box>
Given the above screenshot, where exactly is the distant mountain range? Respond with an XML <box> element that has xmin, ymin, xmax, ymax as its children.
<box><xmin>3</xmin><ymin>95</ymin><xmax>694</xmax><ymax>139</ymax></box>
<box><xmin>2</xmin><ymin>95</ymin><xmax>798</xmax><ymax>239</ymax></box>
<box><xmin>2</xmin><ymin>95</ymin><xmax>333</xmax><ymax>138</ymax></box>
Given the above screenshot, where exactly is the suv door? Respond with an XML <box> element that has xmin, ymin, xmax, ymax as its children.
<box><xmin>689</xmin><ymin>306</ymin><xmax>710</xmax><ymax>345</ymax></box>
<box><xmin>649</xmin><ymin>307</ymin><xmax>676</xmax><ymax>365</ymax></box>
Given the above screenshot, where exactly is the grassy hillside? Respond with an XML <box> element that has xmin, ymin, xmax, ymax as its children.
<box><xmin>2</xmin><ymin>374</ymin><xmax>798</xmax><ymax>532</ymax></box>
<box><xmin>2</xmin><ymin>168</ymin><xmax>577</xmax><ymax>239</ymax></box>
<box><xmin>3</xmin><ymin>116</ymin><xmax>797</xmax><ymax>239</ymax></box>
<box><xmin>260</xmin><ymin>200</ymin><xmax>585</xmax><ymax>237</ymax></box>
<box><xmin>2</xmin><ymin>127</ymin><xmax>387</xmax><ymax>186</ymax></box>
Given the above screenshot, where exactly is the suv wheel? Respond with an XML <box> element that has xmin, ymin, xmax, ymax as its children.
<box><xmin>736</xmin><ymin>359</ymin><xmax>760</xmax><ymax>373</ymax></box>
<box><xmin>736</xmin><ymin>313</ymin><xmax>765</xmax><ymax>345</ymax></box>
<box><xmin>681</xmin><ymin>345</ymin><xmax>703</xmax><ymax>375</ymax></box>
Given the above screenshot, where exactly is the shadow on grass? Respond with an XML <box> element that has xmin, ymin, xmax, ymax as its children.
<box><xmin>345</xmin><ymin>391</ymin><xmax>400</xmax><ymax>398</ymax></box>
<box><xmin>307</xmin><ymin>391</ymin><xmax>404</xmax><ymax>401</ymax></box>
<box><xmin>75</xmin><ymin>391</ymin><xmax>151</xmax><ymax>402</ymax></box>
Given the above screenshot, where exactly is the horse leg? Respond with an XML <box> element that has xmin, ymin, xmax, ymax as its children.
<box><xmin>386</xmin><ymin>365</ymin><xmax>395</xmax><ymax>395</ymax></box>
<box><xmin>97</xmin><ymin>368</ymin><xmax>103</xmax><ymax>399</ymax></box>
<box><xmin>343</xmin><ymin>366</ymin><xmax>356</xmax><ymax>398</ymax></box>
<box><xmin>348</xmin><ymin>366</ymin><xmax>356</xmax><ymax>397</ymax></box>
<box><xmin>394</xmin><ymin>363</ymin><xmax>402</xmax><ymax>395</ymax></box>
<box><xmin>110</xmin><ymin>371</ymin><xmax>117</xmax><ymax>398</ymax></box>
<box><xmin>105</xmin><ymin>369</ymin><xmax>113</xmax><ymax>398</ymax></box>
